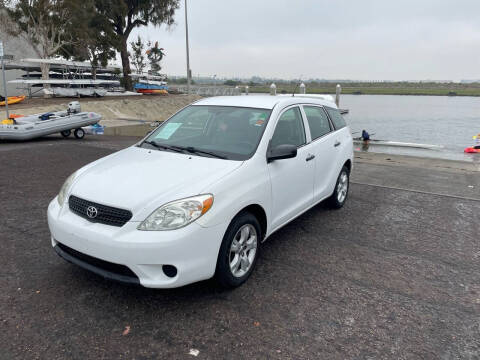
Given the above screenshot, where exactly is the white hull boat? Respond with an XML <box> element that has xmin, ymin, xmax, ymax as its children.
<box><xmin>0</xmin><ymin>109</ymin><xmax>101</xmax><ymax>141</ymax></box>
<box><xmin>42</xmin><ymin>87</ymin><xmax>108</xmax><ymax>97</ymax></box>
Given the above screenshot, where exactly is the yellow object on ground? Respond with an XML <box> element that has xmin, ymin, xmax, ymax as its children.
<box><xmin>1</xmin><ymin>114</ymin><xmax>23</xmax><ymax>125</ymax></box>
<box><xmin>0</xmin><ymin>95</ymin><xmax>26</xmax><ymax>106</ymax></box>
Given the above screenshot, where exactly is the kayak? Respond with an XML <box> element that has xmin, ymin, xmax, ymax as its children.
<box><xmin>0</xmin><ymin>96</ymin><xmax>26</xmax><ymax>106</ymax></box>
<box><xmin>136</xmin><ymin>89</ymin><xmax>168</xmax><ymax>95</ymax></box>
<box><xmin>464</xmin><ymin>147</ymin><xmax>480</xmax><ymax>153</ymax></box>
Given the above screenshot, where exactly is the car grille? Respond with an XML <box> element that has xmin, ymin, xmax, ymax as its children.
<box><xmin>68</xmin><ymin>195</ymin><xmax>133</xmax><ymax>227</ymax></box>
<box><xmin>56</xmin><ymin>242</ymin><xmax>139</xmax><ymax>284</ymax></box>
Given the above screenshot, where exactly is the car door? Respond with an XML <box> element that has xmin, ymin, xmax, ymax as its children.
<box><xmin>301</xmin><ymin>105</ymin><xmax>338</xmax><ymax>202</ymax></box>
<box><xmin>267</xmin><ymin>106</ymin><xmax>315</xmax><ymax>230</ymax></box>
<box><xmin>325</xmin><ymin>106</ymin><xmax>352</xmax><ymax>174</ymax></box>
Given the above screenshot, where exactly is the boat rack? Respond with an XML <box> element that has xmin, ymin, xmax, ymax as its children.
<box><xmin>4</xmin><ymin>58</ymin><xmax>122</xmax><ymax>98</ymax></box>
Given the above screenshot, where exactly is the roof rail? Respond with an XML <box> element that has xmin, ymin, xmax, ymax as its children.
<box><xmin>277</xmin><ymin>93</ymin><xmax>335</xmax><ymax>103</ymax></box>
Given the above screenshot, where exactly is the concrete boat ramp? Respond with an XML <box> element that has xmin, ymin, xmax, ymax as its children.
<box><xmin>1</xmin><ymin>135</ymin><xmax>479</xmax><ymax>359</ymax></box>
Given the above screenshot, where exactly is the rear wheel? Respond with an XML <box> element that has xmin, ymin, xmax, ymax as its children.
<box><xmin>328</xmin><ymin>166</ymin><xmax>350</xmax><ymax>209</ymax></box>
<box><xmin>215</xmin><ymin>212</ymin><xmax>261</xmax><ymax>288</ymax></box>
<box><xmin>60</xmin><ymin>130</ymin><xmax>71</xmax><ymax>138</ymax></box>
<box><xmin>74</xmin><ymin>128</ymin><xmax>85</xmax><ymax>139</ymax></box>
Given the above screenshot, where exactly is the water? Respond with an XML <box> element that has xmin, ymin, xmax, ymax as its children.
<box><xmin>341</xmin><ymin>95</ymin><xmax>480</xmax><ymax>162</ymax></box>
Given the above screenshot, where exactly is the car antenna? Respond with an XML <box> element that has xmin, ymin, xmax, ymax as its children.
<box><xmin>292</xmin><ymin>75</ymin><xmax>303</xmax><ymax>97</ymax></box>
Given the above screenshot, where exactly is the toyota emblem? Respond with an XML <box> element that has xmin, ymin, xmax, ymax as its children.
<box><xmin>86</xmin><ymin>206</ymin><xmax>98</xmax><ymax>219</ymax></box>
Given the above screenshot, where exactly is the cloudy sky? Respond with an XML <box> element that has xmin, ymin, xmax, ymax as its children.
<box><xmin>132</xmin><ymin>0</ymin><xmax>480</xmax><ymax>81</ymax></box>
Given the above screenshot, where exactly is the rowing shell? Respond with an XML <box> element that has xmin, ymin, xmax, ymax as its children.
<box><xmin>353</xmin><ymin>138</ymin><xmax>443</xmax><ymax>150</ymax></box>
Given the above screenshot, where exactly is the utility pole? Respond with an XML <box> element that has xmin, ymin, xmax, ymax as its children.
<box><xmin>185</xmin><ymin>0</ymin><xmax>191</xmax><ymax>95</ymax></box>
<box><xmin>0</xmin><ymin>41</ymin><xmax>9</xmax><ymax>119</ymax></box>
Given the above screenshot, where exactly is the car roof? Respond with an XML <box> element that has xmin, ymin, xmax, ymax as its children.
<box><xmin>192</xmin><ymin>95</ymin><xmax>338</xmax><ymax>110</ymax></box>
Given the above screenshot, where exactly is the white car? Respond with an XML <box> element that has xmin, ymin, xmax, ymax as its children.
<box><xmin>48</xmin><ymin>95</ymin><xmax>353</xmax><ymax>288</ymax></box>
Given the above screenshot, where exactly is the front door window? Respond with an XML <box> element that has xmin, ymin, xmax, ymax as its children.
<box><xmin>271</xmin><ymin>107</ymin><xmax>306</xmax><ymax>148</ymax></box>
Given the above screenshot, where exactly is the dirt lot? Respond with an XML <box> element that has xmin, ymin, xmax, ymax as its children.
<box><xmin>1</xmin><ymin>135</ymin><xmax>479</xmax><ymax>359</ymax></box>
<box><xmin>3</xmin><ymin>94</ymin><xmax>202</xmax><ymax>127</ymax></box>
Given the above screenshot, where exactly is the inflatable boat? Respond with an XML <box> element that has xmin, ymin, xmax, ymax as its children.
<box><xmin>0</xmin><ymin>101</ymin><xmax>101</xmax><ymax>141</ymax></box>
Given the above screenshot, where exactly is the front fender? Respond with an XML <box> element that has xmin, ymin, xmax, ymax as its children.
<box><xmin>196</xmin><ymin>159</ymin><xmax>271</xmax><ymax>231</ymax></box>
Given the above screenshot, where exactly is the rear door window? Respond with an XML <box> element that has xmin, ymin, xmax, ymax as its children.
<box><xmin>303</xmin><ymin>106</ymin><xmax>332</xmax><ymax>140</ymax></box>
<box><xmin>325</xmin><ymin>107</ymin><xmax>347</xmax><ymax>130</ymax></box>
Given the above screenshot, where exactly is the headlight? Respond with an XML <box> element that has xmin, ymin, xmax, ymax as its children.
<box><xmin>138</xmin><ymin>194</ymin><xmax>214</xmax><ymax>231</ymax></box>
<box><xmin>57</xmin><ymin>171</ymin><xmax>77</xmax><ymax>206</ymax></box>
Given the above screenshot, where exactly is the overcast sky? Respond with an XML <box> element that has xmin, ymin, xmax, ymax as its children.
<box><xmin>131</xmin><ymin>0</ymin><xmax>480</xmax><ymax>81</ymax></box>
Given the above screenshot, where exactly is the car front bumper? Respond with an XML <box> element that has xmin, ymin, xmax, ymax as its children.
<box><xmin>47</xmin><ymin>198</ymin><xmax>228</xmax><ymax>288</ymax></box>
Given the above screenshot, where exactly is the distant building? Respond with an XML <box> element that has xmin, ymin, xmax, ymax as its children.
<box><xmin>1</xmin><ymin>26</ymin><xmax>37</xmax><ymax>96</ymax></box>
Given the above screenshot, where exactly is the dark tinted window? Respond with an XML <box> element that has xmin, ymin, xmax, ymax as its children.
<box><xmin>271</xmin><ymin>107</ymin><xmax>306</xmax><ymax>148</ymax></box>
<box><xmin>303</xmin><ymin>106</ymin><xmax>332</xmax><ymax>139</ymax></box>
<box><xmin>326</xmin><ymin>107</ymin><xmax>347</xmax><ymax>130</ymax></box>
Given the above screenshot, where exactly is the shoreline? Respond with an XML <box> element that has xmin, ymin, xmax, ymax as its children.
<box><xmin>249</xmin><ymin>89</ymin><xmax>480</xmax><ymax>97</ymax></box>
<box><xmin>353</xmin><ymin>151</ymin><xmax>479</xmax><ymax>173</ymax></box>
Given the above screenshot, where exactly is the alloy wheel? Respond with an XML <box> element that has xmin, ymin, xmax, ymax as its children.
<box><xmin>337</xmin><ymin>172</ymin><xmax>348</xmax><ymax>203</ymax></box>
<box><xmin>229</xmin><ymin>224</ymin><xmax>258</xmax><ymax>278</ymax></box>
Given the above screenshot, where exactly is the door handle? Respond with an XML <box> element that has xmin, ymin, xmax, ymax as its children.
<box><xmin>306</xmin><ymin>154</ymin><xmax>315</xmax><ymax>161</ymax></box>
<box><xmin>334</xmin><ymin>141</ymin><xmax>341</xmax><ymax>147</ymax></box>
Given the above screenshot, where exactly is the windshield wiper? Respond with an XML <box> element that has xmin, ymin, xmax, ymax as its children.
<box><xmin>183</xmin><ymin>146</ymin><xmax>227</xmax><ymax>159</ymax></box>
<box><xmin>144</xmin><ymin>141</ymin><xmax>226</xmax><ymax>159</ymax></box>
<box><xmin>143</xmin><ymin>140</ymin><xmax>185</xmax><ymax>153</ymax></box>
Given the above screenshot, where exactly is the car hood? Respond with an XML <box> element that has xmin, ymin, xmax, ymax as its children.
<box><xmin>69</xmin><ymin>146</ymin><xmax>243</xmax><ymax>221</ymax></box>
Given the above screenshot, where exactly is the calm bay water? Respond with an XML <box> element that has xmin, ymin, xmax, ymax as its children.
<box><xmin>340</xmin><ymin>94</ymin><xmax>480</xmax><ymax>162</ymax></box>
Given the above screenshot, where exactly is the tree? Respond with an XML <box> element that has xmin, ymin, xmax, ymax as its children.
<box><xmin>58</xmin><ymin>5</ymin><xmax>117</xmax><ymax>79</ymax></box>
<box><xmin>0</xmin><ymin>0</ymin><xmax>88</xmax><ymax>81</ymax></box>
<box><xmin>146</xmin><ymin>41</ymin><xmax>165</xmax><ymax>75</ymax></box>
<box><xmin>93</xmin><ymin>0</ymin><xmax>180</xmax><ymax>90</ymax></box>
<box><xmin>130</xmin><ymin>36</ymin><xmax>146</xmax><ymax>74</ymax></box>
<box><xmin>224</xmin><ymin>80</ymin><xmax>240</xmax><ymax>86</ymax></box>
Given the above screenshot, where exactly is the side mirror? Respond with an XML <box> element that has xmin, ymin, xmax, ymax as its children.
<box><xmin>267</xmin><ymin>144</ymin><xmax>297</xmax><ymax>163</ymax></box>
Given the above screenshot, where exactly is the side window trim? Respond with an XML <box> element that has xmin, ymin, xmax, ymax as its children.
<box><xmin>300</xmin><ymin>104</ymin><xmax>334</xmax><ymax>143</ymax></box>
<box><xmin>270</xmin><ymin>105</ymin><xmax>308</xmax><ymax>149</ymax></box>
<box><xmin>298</xmin><ymin>105</ymin><xmax>312</xmax><ymax>144</ymax></box>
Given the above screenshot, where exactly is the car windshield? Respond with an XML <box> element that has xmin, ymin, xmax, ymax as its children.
<box><xmin>142</xmin><ymin>105</ymin><xmax>272</xmax><ymax>160</ymax></box>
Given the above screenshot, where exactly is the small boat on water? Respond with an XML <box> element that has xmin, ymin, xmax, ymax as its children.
<box><xmin>0</xmin><ymin>95</ymin><xmax>26</xmax><ymax>106</ymax></box>
<box><xmin>464</xmin><ymin>147</ymin><xmax>480</xmax><ymax>153</ymax></box>
<box><xmin>353</xmin><ymin>137</ymin><xmax>444</xmax><ymax>150</ymax></box>
<box><xmin>0</xmin><ymin>101</ymin><xmax>101</xmax><ymax>141</ymax></box>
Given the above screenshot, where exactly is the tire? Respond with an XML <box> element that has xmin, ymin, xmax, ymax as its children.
<box><xmin>60</xmin><ymin>130</ymin><xmax>71</xmax><ymax>138</ymax></box>
<box><xmin>74</xmin><ymin>128</ymin><xmax>85</xmax><ymax>139</ymax></box>
<box><xmin>328</xmin><ymin>166</ymin><xmax>350</xmax><ymax>209</ymax></box>
<box><xmin>215</xmin><ymin>212</ymin><xmax>262</xmax><ymax>288</ymax></box>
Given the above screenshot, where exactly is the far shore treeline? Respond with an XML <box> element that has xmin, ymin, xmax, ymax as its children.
<box><xmin>240</xmin><ymin>81</ymin><xmax>480</xmax><ymax>97</ymax></box>
<box><xmin>0</xmin><ymin>0</ymin><xmax>180</xmax><ymax>91</ymax></box>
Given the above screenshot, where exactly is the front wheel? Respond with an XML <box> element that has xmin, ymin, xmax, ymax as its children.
<box><xmin>60</xmin><ymin>130</ymin><xmax>71</xmax><ymax>138</ymax></box>
<box><xmin>328</xmin><ymin>166</ymin><xmax>350</xmax><ymax>209</ymax></box>
<box><xmin>74</xmin><ymin>128</ymin><xmax>85</xmax><ymax>139</ymax></box>
<box><xmin>215</xmin><ymin>212</ymin><xmax>261</xmax><ymax>288</ymax></box>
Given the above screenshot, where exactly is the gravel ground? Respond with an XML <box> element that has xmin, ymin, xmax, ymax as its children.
<box><xmin>1</xmin><ymin>135</ymin><xmax>479</xmax><ymax>359</ymax></box>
